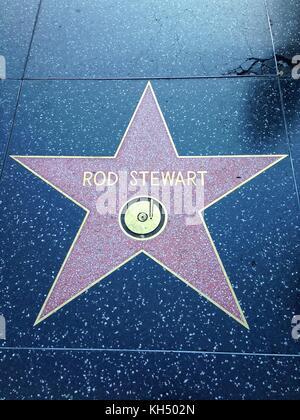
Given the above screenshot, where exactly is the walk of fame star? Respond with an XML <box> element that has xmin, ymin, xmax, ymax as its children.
<box><xmin>12</xmin><ymin>82</ymin><xmax>286</xmax><ymax>328</ymax></box>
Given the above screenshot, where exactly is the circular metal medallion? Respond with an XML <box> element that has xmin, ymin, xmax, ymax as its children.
<box><xmin>120</xmin><ymin>197</ymin><xmax>167</xmax><ymax>240</ymax></box>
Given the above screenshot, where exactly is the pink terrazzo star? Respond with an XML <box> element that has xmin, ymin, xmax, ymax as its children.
<box><xmin>12</xmin><ymin>82</ymin><xmax>286</xmax><ymax>328</ymax></box>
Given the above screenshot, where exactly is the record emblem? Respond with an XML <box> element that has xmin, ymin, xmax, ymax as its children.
<box><xmin>120</xmin><ymin>197</ymin><xmax>167</xmax><ymax>240</ymax></box>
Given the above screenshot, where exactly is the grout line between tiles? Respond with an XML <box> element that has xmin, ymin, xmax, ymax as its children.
<box><xmin>22</xmin><ymin>0</ymin><xmax>43</xmax><ymax>79</ymax></box>
<box><xmin>0</xmin><ymin>81</ymin><xmax>23</xmax><ymax>182</ymax></box>
<box><xmin>6</xmin><ymin>74</ymin><xmax>278</xmax><ymax>82</ymax></box>
<box><xmin>0</xmin><ymin>0</ymin><xmax>43</xmax><ymax>182</ymax></box>
<box><xmin>0</xmin><ymin>346</ymin><xmax>300</xmax><ymax>359</ymax></box>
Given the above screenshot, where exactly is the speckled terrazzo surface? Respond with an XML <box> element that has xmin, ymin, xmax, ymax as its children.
<box><xmin>0</xmin><ymin>81</ymin><xmax>20</xmax><ymax>169</ymax></box>
<box><xmin>0</xmin><ymin>0</ymin><xmax>40</xmax><ymax>78</ymax></box>
<box><xmin>0</xmin><ymin>0</ymin><xmax>300</xmax><ymax>401</ymax></box>
<box><xmin>26</xmin><ymin>0</ymin><xmax>276</xmax><ymax>78</ymax></box>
